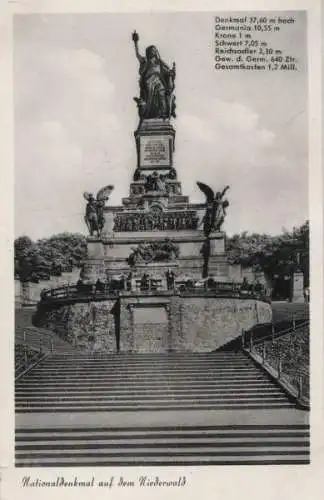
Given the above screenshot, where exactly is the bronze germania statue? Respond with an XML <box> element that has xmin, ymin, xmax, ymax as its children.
<box><xmin>197</xmin><ymin>182</ymin><xmax>230</xmax><ymax>235</ymax></box>
<box><xmin>132</xmin><ymin>30</ymin><xmax>176</xmax><ymax>120</ymax></box>
<box><xmin>83</xmin><ymin>185</ymin><xmax>114</xmax><ymax>237</ymax></box>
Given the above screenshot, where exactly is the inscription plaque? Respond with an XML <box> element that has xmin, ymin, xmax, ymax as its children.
<box><xmin>140</xmin><ymin>135</ymin><xmax>171</xmax><ymax>167</ymax></box>
<box><xmin>133</xmin><ymin>306</ymin><xmax>168</xmax><ymax>324</ymax></box>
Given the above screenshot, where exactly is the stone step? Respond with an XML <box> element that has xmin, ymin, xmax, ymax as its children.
<box><xmin>48</xmin><ymin>352</ymin><xmax>248</xmax><ymax>358</ymax></box>
<box><xmin>21</xmin><ymin>372</ymin><xmax>265</xmax><ymax>380</ymax></box>
<box><xmin>15</xmin><ymin>432</ymin><xmax>309</xmax><ymax>466</ymax></box>
<box><xmin>16</xmin><ymin>441</ymin><xmax>309</xmax><ymax>452</ymax></box>
<box><xmin>16</xmin><ymin>378</ymin><xmax>271</xmax><ymax>385</ymax></box>
<box><xmin>16</xmin><ymin>445</ymin><xmax>308</xmax><ymax>457</ymax></box>
<box><xmin>38</xmin><ymin>357</ymin><xmax>254</xmax><ymax>362</ymax></box>
<box><xmin>27</xmin><ymin>363</ymin><xmax>255</xmax><ymax>373</ymax></box>
<box><xmin>33</xmin><ymin>355</ymin><xmax>250</xmax><ymax>363</ymax></box>
<box><xmin>25</xmin><ymin>372</ymin><xmax>262</xmax><ymax>380</ymax></box>
<box><xmin>19</xmin><ymin>379</ymin><xmax>269</xmax><ymax>388</ymax></box>
<box><xmin>16</xmin><ymin>429</ymin><xmax>309</xmax><ymax>440</ymax></box>
<box><xmin>16</xmin><ymin>394</ymin><xmax>290</xmax><ymax>403</ymax></box>
<box><xmin>16</xmin><ymin>384</ymin><xmax>276</xmax><ymax>393</ymax></box>
<box><xmin>16</xmin><ymin>381</ymin><xmax>273</xmax><ymax>390</ymax></box>
<box><xmin>33</xmin><ymin>363</ymin><xmax>253</xmax><ymax>371</ymax></box>
<box><xmin>16</xmin><ymin>392</ymin><xmax>286</xmax><ymax>403</ymax></box>
<box><xmin>15</xmin><ymin>455</ymin><xmax>310</xmax><ymax>466</ymax></box>
<box><xmin>41</xmin><ymin>356</ymin><xmax>249</xmax><ymax>364</ymax></box>
<box><xmin>15</xmin><ymin>387</ymin><xmax>282</xmax><ymax>396</ymax></box>
<box><xmin>15</xmin><ymin>423</ymin><xmax>308</xmax><ymax>464</ymax></box>
<box><xmin>15</xmin><ymin>423</ymin><xmax>309</xmax><ymax>433</ymax></box>
<box><xmin>45</xmin><ymin>358</ymin><xmax>250</xmax><ymax>364</ymax></box>
<box><xmin>16</xmin><ymin>436</ymin><xmax>309</xmax><ymax>446</ymax></box>
<box><xmin>45</xmin><ymin>352</ymin><xmax>249</xmax><ymax>359</ymax></box>
<box><xmin>16</xmin><ymin>402</ymin><xmax>294</xmax><ymax>413</ymax></box>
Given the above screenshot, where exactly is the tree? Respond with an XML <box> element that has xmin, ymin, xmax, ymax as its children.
<box><xmin>37</xmin><ymin>233</ymin><xmax>87</xmax><ymax>272</ymax></box>
<box><xmin>226</xmin><ymin>221</ymin><xmax>309</xmax><ymax>286</ymax></box>
<box><xmin>14</xmin><ymin>236</ymin><xmax>39</xmax><ymax>303</ymax></box>
<box><xmin>14</xmin><ymin>233</ymin><xmax>87</xmax><ymax>300</ymax></box>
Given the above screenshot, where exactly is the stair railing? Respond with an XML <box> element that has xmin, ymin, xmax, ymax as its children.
<box><xmin>15</xmin><ymin>341</ymin><xmax>46</xmax><ymax>381</ymax></box>
<box><xmin>242</xmin><ymin>322</ymin><xmax>309</xmax><ymax>408</ymax></box>
<box><xmin>15</xmin><ymin>324</ymin><xmax>65</xmax><ymax>380</ymax></box>
<box><xmin>16</xmin><ymin>327</ymin><xmax>54</xmax><ymax>354</ymax></box>
<box><xmin>16</xmin><ymin>325</ymin><xmax>77</xmax><ymax>355</ymax></box>
<box><xmin>247</xmin><ymin>316</ymin><xmax>309</xmax><ymax>345</ymax></box>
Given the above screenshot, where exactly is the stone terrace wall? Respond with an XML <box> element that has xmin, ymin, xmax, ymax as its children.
<box><xmin>35</xmin><ymin>299</ymin><xmax>118</xmax><ymax>351</ymax></box>
<box><xmin>34</xmin><ymin>294</ymin><xmax>272</xmax><ymax>353</ymax></box>
<box><xmin>118</xmin><ymin>294</ymin><xmax>272</xmax><ymax>353</ymax></box>
<box><xmin>171</xmin><ymin>297</ymin><xmax>272</xmax><ymax>352</ymax></box>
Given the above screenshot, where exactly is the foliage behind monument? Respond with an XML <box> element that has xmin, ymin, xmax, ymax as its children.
<box><xmin>15</xmin><ymin>233</ymin><xmax>87</xmax><ymax>283</ymax></box>
<box><xmin>226</xmin><ymin>221</ymin><xmax>309</xmax><ymax>285</ymax></box>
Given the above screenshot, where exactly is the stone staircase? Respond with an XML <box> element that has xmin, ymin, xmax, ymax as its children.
<box><xmin>15</xmin><ymin>351</ymin><xmax>309</xmax><ymax>466</ymax></box>
<box><xmin>15</xmin><ymin>423</ymin><xmax>309</xmax><ymax>466</ymax></box>
<box><xmin>16</xmin><ymin>352</ymin><xmax>295</xmax><ymax>412</ymax></box>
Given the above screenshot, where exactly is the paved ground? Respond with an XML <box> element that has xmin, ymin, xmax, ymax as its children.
<box><xmin>16</xmin><ymin>407</ymin><xmax>309</xmax><ymax>429</ymax></box>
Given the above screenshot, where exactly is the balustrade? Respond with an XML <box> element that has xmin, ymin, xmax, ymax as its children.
<box><xmin>39</xmin><ymin>278</ymin><xmax>270</xmax><ymax>302</ymax></box>
<box><xmin>15</xmin><ymin>338</ymin><xmax>46</xmax><ymax>379</ymax></box>
<box><xmin>243</xmin><ymin>319</ymin><xmax>309</xmax><ymax>405</ymax></box>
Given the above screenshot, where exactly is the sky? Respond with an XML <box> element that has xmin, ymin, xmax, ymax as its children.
<box><xmin>14</xmin><ymin>11</ymin><xmax>308</xmax><ymax>240</ymax></box>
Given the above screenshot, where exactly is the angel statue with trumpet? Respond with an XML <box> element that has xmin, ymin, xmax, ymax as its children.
<box><xmin>83</xmin><ymin>185</ymin><xmax>114</xmax><ymax>237</ymax></box>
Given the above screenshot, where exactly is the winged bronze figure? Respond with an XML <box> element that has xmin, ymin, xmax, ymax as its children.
<box><xmin>83</xmin><ymin>185</ymin><xmax>114</xmax><ymax>237</ymax></box>
<box><xmin>196</xmin><ymin>182</ymin><xmax>230</xmax><ymax>236</ymax></box>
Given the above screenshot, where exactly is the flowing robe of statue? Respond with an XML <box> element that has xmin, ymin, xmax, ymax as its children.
<box><xmin>132</xmin><ymin>32</ymin><xmax>176</xmax><ymax>120</ymax></box>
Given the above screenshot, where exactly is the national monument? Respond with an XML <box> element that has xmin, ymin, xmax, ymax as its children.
<box><xmin>34</xmin><ymin>32</ymin><xmax>272</xmax><ymax>352</ymax></box>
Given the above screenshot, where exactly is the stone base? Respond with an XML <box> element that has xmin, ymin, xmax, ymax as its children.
<box><xmin>34</xmin><ymin>293</ymin><xmax>272</xmax><ymax>353</ymax></box>
<box><xmin>135</xmin><ymin>119</ymin><xmax>175</xmax><ymax>170</ymax></box>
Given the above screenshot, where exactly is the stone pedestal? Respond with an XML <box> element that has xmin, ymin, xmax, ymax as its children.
<box><xmin>135</xmin><ymin>119</ymin><xmax>175</xmax><ymax>170</ymax></box>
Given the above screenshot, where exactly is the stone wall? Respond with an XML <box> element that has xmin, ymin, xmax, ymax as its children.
<box><xmin>35</xmin><ymin>299</ymin><xmax>118</xmax><ymax>351</ymax></box>
<box><xmin>134</xmin><ymin>324</ymin><xmax>169</xmax><ymax>353</ymax></box>
<box><xmin>118</xmin><ymin>293</ymin><xmax>272</xmax><ymax>353</ymax></box>
<box><xmin>171</xmin><ymin>297</ymin><xmax>272</xmax><ymax>352</ymax></box>
<box><xmin>35</xmin><ymin>293</ymin><xmax>272</xmax><ymax>353</ymax></box>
